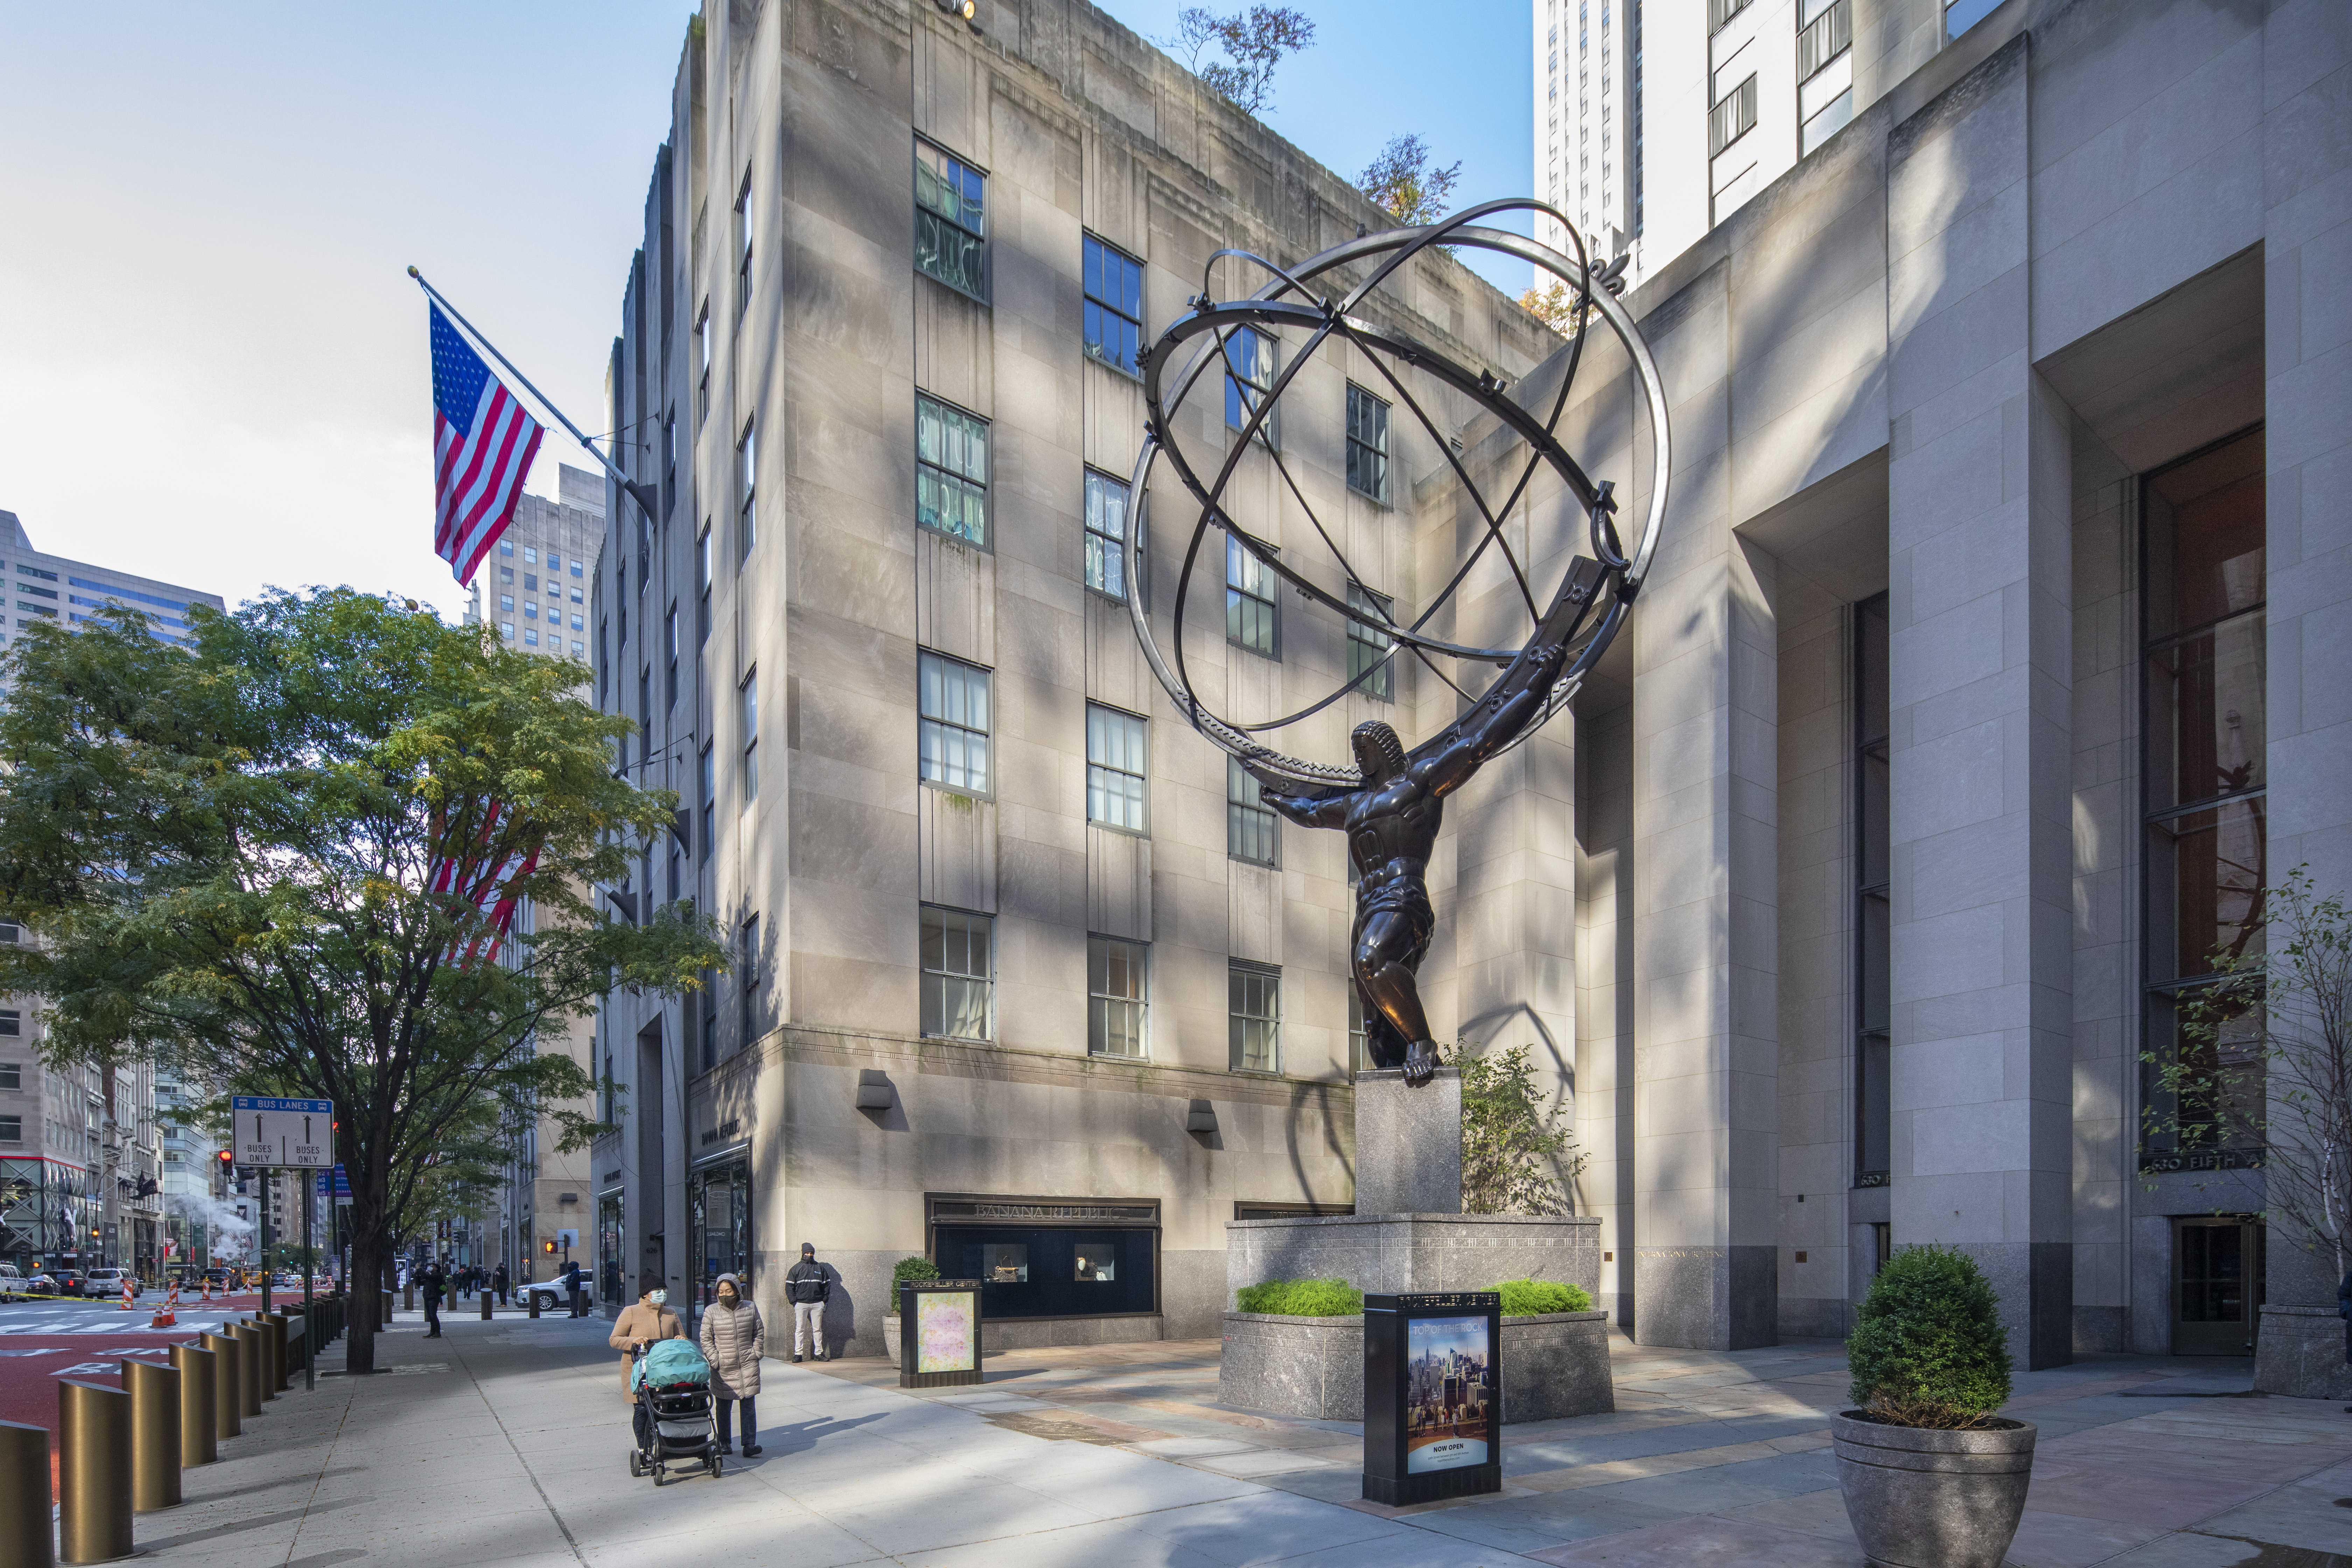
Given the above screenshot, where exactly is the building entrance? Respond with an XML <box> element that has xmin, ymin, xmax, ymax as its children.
<box><xmin>2173</xmin><ymin>1216</ymin><xmax>2263</xmax><ymax>1356</ymax></box>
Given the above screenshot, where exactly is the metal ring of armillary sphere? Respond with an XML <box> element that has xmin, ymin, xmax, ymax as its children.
<box><xmin>1124</xmin><ymin>198</ymin><xmax>1673</xmax><ymax>790</ymax></box>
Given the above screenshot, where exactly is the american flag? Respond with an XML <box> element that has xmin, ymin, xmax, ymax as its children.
<box><xmin>429</xmin><ymin>303</ymin><xmax>543</xmax><ymax>586</ymax></box>
<box><xmin>430</xmin><ymin>803</ymin><xmax>540</xmax><ymax>964</ymax></box>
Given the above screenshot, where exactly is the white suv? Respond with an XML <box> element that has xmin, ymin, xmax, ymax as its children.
<box><xmin>0</xmin><ymin>1264</ymin><xmax>21</xmax><ymax>1303</ymax></box>
<box><xmin>83</xmin><ymin>1268</ymin><xmax>138</xmax><ymax>1301</ymax></box>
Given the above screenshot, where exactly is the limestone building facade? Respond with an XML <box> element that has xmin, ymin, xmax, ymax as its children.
<box><xmin>592</xmin><ymin>0</ymin><xmax>2352</xmax><ymax>1367</ymax></box>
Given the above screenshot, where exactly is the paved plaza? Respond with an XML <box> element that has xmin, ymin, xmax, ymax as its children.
<box><xmin>110</xmin><ymin>1308</ymin><xmax>2352</xmax><ymax>1567</ymax></box>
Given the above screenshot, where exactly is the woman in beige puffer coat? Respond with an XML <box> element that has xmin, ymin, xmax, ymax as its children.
<box><xmin>698</xmin><ymin>1272</ymin><xmax>765</xmax><ymax>1455</ymax></box>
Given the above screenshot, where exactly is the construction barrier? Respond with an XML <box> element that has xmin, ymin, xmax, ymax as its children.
<box><xmin>57</xmin><ymin>1381</ymin><xmax>131</xmax><ymax>1565</ymax></box>
<box><xmin>121</xmin><ymin>1360</ymin><xmax>180</xmax><ymax>1514</ymax></box>
<box><xmin>167</xmin><ymin>1343</ymin><xmax>216</xmax><ymax>1467</ymax></box>
<box><xmin>0</xmin><ymin>1419</ymin><xmax>50</xmax><ymax>1568</ymax></box>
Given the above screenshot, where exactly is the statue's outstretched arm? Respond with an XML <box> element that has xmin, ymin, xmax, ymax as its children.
<box><xmin>1418</xmin><ymin>639</ymin><xmax>1568</xmax><ymax>798</ymax></box>
<box><xmin>1243</xmin><ymin>760</ymin><xmax>1352</xmax><ymax>828</ymax></box>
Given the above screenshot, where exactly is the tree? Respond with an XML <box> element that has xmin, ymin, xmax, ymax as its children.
<box><xmin>1442</xmin><ymin>1042</ymin><xmax>1586</xmax><ymax>1214</ymax></box>
<box><xmin>2151</xmin><ymin>866</ymin><xmax>2352</xmax><ymax>1280</ymax></box>
<box><xmin>1164</xmin><ymin>5</ymin><xmax>1315</xmax><ymax>116</ymax></box>
<box><xmin>1359</xmin><ymin>134</ymin><xmax>1461</xmax><ymax>227</ymax></box>
<box><xmin>0</xmin><ymin>592</ymin><xmax>725</xmax><ymax>1372</ymax></box>
<box><xmin>1517</xmin><ymin>280</ymin><xmax>1588</xmax><ymax>337</ymax></box>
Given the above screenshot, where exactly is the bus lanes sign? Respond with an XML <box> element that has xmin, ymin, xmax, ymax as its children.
<box><xmin>232</xmin><ymin>1096</ymin><xmax>334</xmax><ymax>1168</ymax></box>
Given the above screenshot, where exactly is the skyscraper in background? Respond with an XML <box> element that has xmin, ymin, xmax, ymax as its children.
<box><xmin>1530</xmin><ymin>0</ymin><xmax>2009</xmax><ymax>293</ymax></box>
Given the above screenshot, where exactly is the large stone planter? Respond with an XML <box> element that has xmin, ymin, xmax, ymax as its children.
<box><xmin>882</xmin><ymin>1316</ymin><xmax>900</xmax><ymax>1362</ymax></box>
<box><xmin>1220</xmin><ymin>1312</ymin><xmax>1362</xmax><ymax>1420</ymax></box>
<box><xmin>2253</xmin><ymin>1304</ymin><xmax>2352</xmax><ymax>1400</ymax></box>
<box><xmin>1500</xmin><ymin>1311</ymin><xmax>1614</xmax><ymax>1422</ymax></box>
<box><xmin>1832</xmin><ymin>1412</ymin><xmax>2035</xmax><ymax>1568</ymax></box>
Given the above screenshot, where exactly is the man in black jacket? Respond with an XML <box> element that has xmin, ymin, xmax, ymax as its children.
<box><xmin>422</xmin><ymin>1262</ymin><xmax>446</xmax><ymax>1339</ymax></box>
<box><xmin>785</xmin><ymin>1243</ymin><xmax>830</xmax><ymax>1362</ymax></box>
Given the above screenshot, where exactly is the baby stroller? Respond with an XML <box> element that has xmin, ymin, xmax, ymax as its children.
<box><xmin>628</xmin><ymin>1338</ymin><xmax>720</xmax><ymax>1483</ymax></box>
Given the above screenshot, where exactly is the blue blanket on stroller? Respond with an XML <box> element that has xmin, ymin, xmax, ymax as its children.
<box><xmin>632</xmin><ymin>1338</ymin><xmax>710</xmax><ymax>1392</ymax></box>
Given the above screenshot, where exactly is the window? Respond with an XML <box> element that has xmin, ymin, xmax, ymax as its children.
<box><xmin>1707</xmin><ymin>0</ymin><xmax>1750</xmax><ymax>29</ymax></box>
<box><xmin>1084</xmin><ymin>471</ymin><xmax>1134</xmax><ymax>601</ymax></box>
<box><xmin>915</xmin><ymin>141</ymin><xmax>986</xmax><ymax>299</ymax></box>
<box><xmin>525</xmin><ymin>628</ymin><xmax>539</xmax><ymax>646</ymax></box>
<box><xmin>1348</xmin><ymin>987</ymin><xmax>1366</xmax><ymax>1075</ymax></box>
<box><xmin>524</xmin><ymin>573</ymin><xmax>538</xmax><ymax>591</ymax></box>
<box><xmin>572</xmin><ymin>560</ymin><xmax>585</xmax><ymax>578</ymax></box>
<box><xmin>1709</xmin><ymin>71</ymin><xmax>1758</xmax><ymax>157</ymax></box>
<box><xmin>695</xmin><ymin>299</ymin><xmax>711</xmax><ymax>421</ymax></box>
<box><xmin>638</xmin><ymin>668</ymin><xmax>651</xmax><ymax>766</ymax></box>
<box><xmin>0</xmin><ymin>1012</ymin><xmax>16</xmax><ymax>1038</ymax></box>
<box><xmin>1347</xmin><ymin>583</ymin><xmax>1395</xmax><ymax>701</ymax></box>
<box><xmin>918</xmin><ymin>651</ymin><xmax>992</xmax><ymax>794</ymax></box>
<box><xmin>740</xmin><ymin>671</ymin><xmax>759</xmax><ymax>807</ymax></box>
<box><xmin>0</xmin><ymin>1117</ymin><xmax>18</xmax><ymax>1144</ymax></box>
<box><xmin>1228</xmin><ymin>961</ymin><xmax>1281</xmax><ymax>1073</ymax></box>
<box><xmin>696</xmin><ymin>523</ymin><xmax>712</xmax><ymax>646</ymax></box>
<box><xmin>1345</xmin><ymin>384</ymin><xmax>1391</xmax><ymax>502</ymax></box>
<box><xmin>1945</xmin><ymin>0</ymin><xmax>2002</xmax><ymax>40</ymax></box>
<box><xmin>1854</xmin><ymin>593</ymin><xmax>1890</xmax><ymax>1185</ymax></box>
<box><xmin>740</xmin><ymin>913</ymin><xmax>762</xmax><ymax>1038</ymax></box>
<box><xmin>1226</xmin><ymin>535</ymin><xmax>1278</xmax><ymax>657</ymax></box>
<box><xmin>2141</xmin><ymin>428</ymin><xmax>2267</xmax><ymax>1164</ymax></box>
<box><xmin>699</xmin><ymin>743</ymin><xmax>715</xmax><ymax>862</ymax></box>
<box><xmin>700</xmin><ymin>967</ymin><xmax>719</xmax><ymax>1070</ymax></box>
<box><xmin>1088</xmin><ymin>936</ymin><xmax>1148</xmax><ymax>1058</ymax></box>
<box><xmin>1082</xmin><ymin>235</ymin><xmax>1144</xmax><ymax>377</ymax></box>
<box><xmin>665</xmin><ymin>604</ymin><xmax>679</xmax><ymax>708</ymax></box>
<box><xmin>526</xmin><ymin>603</ymin><xmax>537</xmax><ymax>620</ymax></box>
<box><xmin>920</xmin><ymin>906</ymin><xmax>993</xmax><ymax>1040</ymax></box>
<box><xmin>1086</xmin><ymin>705</ymin><xmax>1148</xmax><ymax>833</ymax></box>
<box><xmin>1224</xmin><ymin>327</ymin><xmax>1277</xmax><ymax>447</ymax></box>
<box><xmin>500</xmin><ymin>595</ymin><xmax>514</xmax><ymax>614</ymax></box>
<box><xmin>1798</xmin><ymin>0</ymin><xmax>1854</xmax><ymax>155</ymax></box>
<box><xmin>916</xmin><ymin>395</ymin><xmax>989</xmax><ymax>547</ymax></box>
<box><xmin>734</xmin><ymin>168</ymin><xmax>754</xmax><ymax>311</ymax></box>
<box><xmin>1227</xmin><ymin>756</ymin><xmax>1277</xmax><ymax>866</ymax></box>
<box><xmin>737</xmin><ymin>421</ymin><xmax>757</xmax><ymax>560</ymax></box>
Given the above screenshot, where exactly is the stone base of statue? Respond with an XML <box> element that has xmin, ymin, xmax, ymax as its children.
<box><xmin>1217</xmin><ymin>1069</ymin><xmax>1611</xmax><ymax>1422</ymax></box>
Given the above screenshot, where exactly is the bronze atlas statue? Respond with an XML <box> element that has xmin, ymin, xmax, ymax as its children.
<box><xmin>1124</xmin><ymin>201</ymin><xmax>1673</xmax><ymax>1086</ymax></box>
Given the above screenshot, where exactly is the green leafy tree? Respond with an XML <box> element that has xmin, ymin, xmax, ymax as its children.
<box><xmin>0</xmin><ymin>592</ymin><xmax>725</xmax><ymax>1372</ymax></box>
<box><xmin>1165</xmin><ymin>4</ymin><xmax>1315</xmax><ymax>115</ymax></box>
<box><xmin>1442</xmin><ymin>1042</ymin><xmax>1586</xmax><ymax>1214</ymax></box>
<box><xmin>1846</xmin><ymin>1244</ymin><xmax>2012</xmax><ymax>1427</ymax></box>
<box><xmin>1359</xmin><ymin>134</ymin><xmax>1461</xmax><ymax>227</ymax></box>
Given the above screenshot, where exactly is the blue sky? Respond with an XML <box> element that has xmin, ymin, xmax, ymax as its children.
<box><xmin>0</xmin><ymin>1</ymin><xmax>1529</xmax><ymax>620</ymax></box>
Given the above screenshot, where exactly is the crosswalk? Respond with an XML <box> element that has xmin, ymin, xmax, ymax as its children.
<box><xmin>0</xmin><ymin>1310</ymin><xmax>245</xmax><ymax>1337</ymax></box>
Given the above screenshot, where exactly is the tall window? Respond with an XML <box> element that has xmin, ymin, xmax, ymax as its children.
<box><xmin>699</xmin><ymin>743</ymin><xmax>715</xmax><ymax>863</ymax></box>
<box><xmin>696</xmin><ymin>523</ymin><xmax>712</xmax><ymax>646</ymax></box>
<box><xmin>1083</xmin><ymin>235</ymin><xmax>1144</xmax><ymax>377</ymax></box>
<box><xmin>1853</xmin><ymin>592</ymin><xmax>1890</xmax><ymax>1185</ymax></box>
<box><xmin>1347</xmin><ymin>583</ymin><xmax>1395</xmax><ymax>701</ymax></box>
<box><xmin>2142</xmin><ymin>428</ymin><xmax>2267</xmax><ymax>1164</ymax></box>
<box><xmin>1226</xmin><ymin>536</ymin><xmax>1278</xmax><ymax>657</ymax></box>
<box><xmin>1088</xmin><ymin>936</ymin><xmax>1148</xmax><ymax>1058</ymax></box>
<box><xmin>1798</xmin><ymin>0</ymin><xmax>1855</xmax><ymax>155</ymax></box>
<box><xmin>917</xmin><ymin>395</ymin><xmax>989</xmax><ymax>547</ymax></box>
<box><xmin>739</xmin><ymin>914</ymin><xmax>761</xmax><ymax>1041</ymax></box>
<box><xmin>664</xmin><ymin>604</ymin><xmax>679</xmax><ymax>708</ymax></box>
<box><xmin>918</xmin><ymin>651</ymin><xmax>992</xmax><ymax>794</ymax></box>
<box><xmin>1348</xmin><ymin>987</ymin><xmax>1367</xmax><ymax>1076</ymax></box>
<box><xmin>1084</xmin><ymin>470</ymin><xmax>1133</xmax><ymax>601</ymax></box>
<box><xmin>915</xmin><ymin>141</ymin><xmax>987</xmax><ymax>299</ymax></box>
<box><xmin>1346</xmin><ymin>384</ymin><xmax>1391</xmax><ymax>502</ymax></box>
<box><xmin>1228</xmin><ymin>756</ymin><xmax>1277</xmax><ymax>866</ymax></box>
<box><xmin>695</xmin><ymin>300</ymin><xmax>711</xmax><ymax>421</ymax></box>
<box><xmin>1086</xmin><ymin>705</ymin><xmax>1148</xmax><ymax>833</ymax></box>
<box><xmin>739</xmin><ymin>671</ymin><xmax>759</xmax><ymax>808</ymax></box>
<box><xmin>638</xmin><ymin>668</ymin><xmax>651</xmax><ymax>767</ymax></box>
<box><xmin>1229</xmin><ymin>961</ymin><xmax>1281</xmax><ymax>1073</ymax></box>
<box><xmin>921</xmin><ymin>906</ymin><xmax>993</xmax><ymax>1040</ymax></box>
<box><xmin>737</xmin><ymin>420</ymin><xmax>757</xmax><ymax>560</ymax></box>
<box><xmin>1224</xmin><ymin>327</ymin><xmax>1277</xmax><ymax>447</ymax></box>
<box><xmin>735</xmin><ymin>169</ymin><xmax>754</xmax><ymax>311</ymax></box>
<box><xmin>700</xmin><ymin>967</ymin><xmax>719</xmax><ymax>1069</ymax></box>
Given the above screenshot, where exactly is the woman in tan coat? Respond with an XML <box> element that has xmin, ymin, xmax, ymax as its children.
<box><xmin>697</xmin><ymin>1272</ymin><xmax>765</xmax><ymax>1455</ymax></box>
<box><xmin>609</xmin><ymin>1278</ymin><xmax>686</xmax><ymax>1404</ymax></box>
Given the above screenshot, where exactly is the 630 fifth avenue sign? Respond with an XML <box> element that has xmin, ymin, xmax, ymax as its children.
<box><xmin>232</xmin><ymin>1097</ymin><xmax>334</xmax><ymax>1168</ymax></box>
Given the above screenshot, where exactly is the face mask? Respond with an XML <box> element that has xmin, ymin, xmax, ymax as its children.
<box><xmin>649</xmin><ymin>1289</ymin><xmax>667</xmax><ymax>1306</ymax></box>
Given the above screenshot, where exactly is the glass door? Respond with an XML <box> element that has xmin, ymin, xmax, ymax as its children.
<box><xmin>689</xmin><ymin>1162</ymin><xmax>751</xmax><ymax>1334</ymax></box>
<box><xmin>2174</xmin><ymin>1216</ymin><xmax>2263</xmax><ymax>1355</ymax></box>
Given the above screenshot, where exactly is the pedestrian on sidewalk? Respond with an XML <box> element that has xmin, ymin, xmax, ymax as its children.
<box><xmin>785</xmin><ymin>1243</ymin><xmax>831</xmax><ymax>1363</ymax></box>
<box><xmin>422</xmin><ymin>1262</ymin><xmax>446</xmax><ymax>1338</ymax></box>
<box><xmin>565</xmin><ymin>1259</ymin><xmax>586</xmax><ymax>1317</ymax></box>
<box><xmin>698</xmin><ymin>1272</ymin><xmax>764</xmax><ymax>1456</ymax></box>
<box><xmin>610</xmin><ymin>1279</ymin><xmax>685</xmax><ymax>1404</ymax></box>
<box><xmin>493</xmin><ymin>1263</ymin><xmax>509</xmax><ymax>1306</ymax></box>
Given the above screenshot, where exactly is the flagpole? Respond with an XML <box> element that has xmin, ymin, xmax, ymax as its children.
<box><xmin>406</xmin><ymin>267</ymin><xmax>658</xmax><ymax>523</ymax></box>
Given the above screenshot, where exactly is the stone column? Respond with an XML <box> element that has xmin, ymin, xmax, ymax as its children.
<box><xmin>1630</xmin><ymin>269</ymin><xmax>1783</xmax><ymax>1351</ymax></box>
<box><xmin>1883</xmin><ymin>38</ymin><xmax>2072</xmax><ymax>1369</ymax></box>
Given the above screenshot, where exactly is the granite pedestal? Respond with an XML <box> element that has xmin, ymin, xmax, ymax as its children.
<box><xmin>1217</xmin><ymin>1308</ymin><xmax>1614</xmax><ymax>1422</ymax></box>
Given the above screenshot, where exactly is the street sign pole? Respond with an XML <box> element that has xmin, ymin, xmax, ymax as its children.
<box><xmin>302</xmin><ymin>1191</ymin><xmax>314</xmax><ymax>1392</ymax></box>
<box><xmin>260</xmin><ymin>1196</ymin><xmax>271</xmax><ymax>1317</ymax></box>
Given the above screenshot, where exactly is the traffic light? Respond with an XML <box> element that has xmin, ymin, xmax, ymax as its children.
<box><xmin>542</xmin><ymin>1240</ymin><xmax>556</xmax><ymax>1254</ymax></box>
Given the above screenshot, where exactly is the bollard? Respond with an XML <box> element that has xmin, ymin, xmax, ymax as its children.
<box><xmin>198</xmin><ymin>1334</ymin><xmax>240</xmax><ymax>1440</ymax></box>
<box><xmin>57</xmin><ymin>1381</ymin><xmax>132</xmax><ymax>1565</ymax></box>
<box><xmin>382</xmin><ymin>1290</ymin><xmax>394</xmax><ymax>1330</ymax></box>
<box><xmin>167</xmin><ymin>1344</ymin><xmax>216</xmax><ymax>1466</ymax></box>
<box><xmin>479</xmin><ymin>1290</ymin><xmax>492</xmax><ymax>1322</ymax></box>
<box><xmin>230</xmin><ymin>1324</ymin><xmax>262</xmax><ymax>1419</ymax></box>
<box><xmin>120</xmin><ymin>1360</ymin><xmax>180</xmax><ymax>1513</ymax></box>
<box><xmin>0</xmin><ymin>1419</ymin><xmax>52</xmax><ymax>1568</ymax></box>
<box><xmin>262</xmin><ymin>1315</ymin><xmax>286</xmax><ymax>1395</ymax></box>
<box><xmin>528</xmin><ymin>1290</ymin><xmax>539</xmax><ymax>1320</ymax></box>
<box><xmin>403</xmin><ymin>1282</ymin><xmax>413</xmax><ymax>1312</ymax></box>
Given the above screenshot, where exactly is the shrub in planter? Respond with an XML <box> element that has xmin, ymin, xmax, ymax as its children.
<box><xmin>1234</xmin><ymin>1278</ymin><xmax>1363</xmax><ymax>1316</ymax></box>
<box><xmin>883</xmin><ymin>1255</ymin><xmax>940</xmax><ymax>1358</ymax></box>
<box><xmin>1488</xmin><ymin>1279</ymin><xmax>1594</xmax><ymax>1316</ymax></box>
<box><xmin>1834</xmin><ymin>1245</ymin><xmax>2035</xmax><ymax>1568</ymax></box>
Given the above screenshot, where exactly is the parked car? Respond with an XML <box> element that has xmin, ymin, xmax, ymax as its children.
<box><xmin>0</xmin><ymin>1264</ymin><xmax>22</xmax><ymax>1303</ymax></box>
<box><xmin>22</xmin><ymin>1273</ymin><xmax>56</xmax><ymax>1295</ymax></box>
<box><xmin>518</xmin><ymin>1278</ymin><xmax>580</xmax><ymax>1312</ymax></box>
<box><xmin>48</xmin><ymin>1269</ymin><xmax>85</xmax><ymax>1298</ymax></box>
<box><xmin>84</xmin><ymin>1269</ymin><xmax>138</xmax><ymax>1300</ymax></box>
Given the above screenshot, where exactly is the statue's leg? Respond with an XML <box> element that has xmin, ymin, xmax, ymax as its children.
<box><xmin>1353</xmin><ymin>911</ymin><xmax>1438</xmax><ymax>1085</ymax></box>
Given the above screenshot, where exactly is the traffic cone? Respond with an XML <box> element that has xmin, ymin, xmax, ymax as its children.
<box><xmin>120</xmin><ymin>1277</ymin><xmax>133</xmax><ymax>1310</ymax></box>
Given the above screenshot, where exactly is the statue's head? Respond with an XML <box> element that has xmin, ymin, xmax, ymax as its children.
<box><xmin>1352</xmin><ymin>721</ymin><xmax>1407</xmax><ymax>784</ymax></box>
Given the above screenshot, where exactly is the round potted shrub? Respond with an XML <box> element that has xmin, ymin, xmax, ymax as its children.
<box><xmin>1835</xmin><ymin>1245</ymin><xmax>2033</xmax><ymax>1568</ymax></box>
<box><xmin>883</xmin><ymin>1255</ymin><xmax>939</xmax><ymax>1360</ymax></box>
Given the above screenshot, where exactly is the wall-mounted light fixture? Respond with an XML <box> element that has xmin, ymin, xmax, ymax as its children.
<box><xmin>856</xmin><ymin>1069</ymin><xmax>896</xmax><ymax>1110</ymax></box>
<box><xmin>1186</xmin><ymin>1099</ymin><xmax>1217</xmax><ymax>1134</ymax></box>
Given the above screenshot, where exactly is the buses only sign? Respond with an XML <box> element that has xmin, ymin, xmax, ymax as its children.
<box><xmin>232</xmin><ymin>1097</ymin><xmax>334</xmax><ymax>1168</ymax></box>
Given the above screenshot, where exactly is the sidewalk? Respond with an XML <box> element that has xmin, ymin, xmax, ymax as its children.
<box><xmin>120</xmin><ymin>1307</ymin><xmax>2352</xmax><ymax>1568</ymax></box>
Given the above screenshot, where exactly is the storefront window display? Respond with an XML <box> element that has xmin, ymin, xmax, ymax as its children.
<box><xmin>597</xmin><ymin>1192</ymin><xmax>626</xmax><ymax>1309</ymax></box>
<box><xmin>927</xmin><ymin>1195</ymin><xmax>1158</xmax><ymax>1320</ymax></box>
<box><xmin>690</xmin><ymin>1158</ymin><xmax>751</xmax><ymax>1334</ymax></box>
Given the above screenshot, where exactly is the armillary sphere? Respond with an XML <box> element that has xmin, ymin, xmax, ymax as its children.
<box><xmin>1124</xmin><ymin>198</ymin><xmax>1673</xmax><ymax>790</ymax></box>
